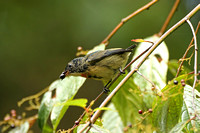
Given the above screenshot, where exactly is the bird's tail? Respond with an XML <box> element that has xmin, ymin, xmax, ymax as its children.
<box><xmin>126</xmin><ymin>44</ymin><xmax>137</xmax><ymax>50</ymax></box>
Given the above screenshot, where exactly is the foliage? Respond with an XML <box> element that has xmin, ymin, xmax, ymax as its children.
<box><xmin>0</xmin><ymin>1</ymin><xmax>200</xmax><ymax>133</ymax></box>
<box><xmin>1</xmin><ymin>33</ymin><xmax>200</xmax><ymax>133</ymax></box>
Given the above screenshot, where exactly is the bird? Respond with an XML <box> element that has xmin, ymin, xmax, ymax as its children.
<box><xmin>60</xmin><ymin>45</ymin><xmax>136</xmax><ymax>81</ymax></box>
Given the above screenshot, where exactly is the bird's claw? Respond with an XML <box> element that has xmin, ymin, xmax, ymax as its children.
<box><xmin>119</xmin><ymin>68</ymin><xmax>125</xmax><ymax>74</ymax></box>
<box><xmin>103</xmin><ymin>87</ymin><xmax>110</xmax><ymax>93</ymax></box>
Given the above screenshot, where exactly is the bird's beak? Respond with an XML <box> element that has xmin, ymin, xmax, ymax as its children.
<box><xmin>59</xmin><ymin>70</ymin><xmax>70</xmax><ymax>80</ymax></box>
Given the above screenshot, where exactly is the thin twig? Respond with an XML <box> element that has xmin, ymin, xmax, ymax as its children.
<box><xmin>79</xmin><ymin>4</ymin><xmax>200</xmax><ymax>133</ymax></box>
<box><xmin>186</xmin><ymin>19</ymin><xmax>199</xmax><ymax>120</ymax></box>
<box><xmin>176</xmin><ymin>21</ymin><xmax>200</xmax><ymax>77</ymax></box>
<box><xmin>158</xmin><ymin>0</ymin><xmax>180</xmax><ymax>36</ymax></box>
<box><xmin>101</xmin><ymin>0</ymin><xmax>158</xmax><ymax>45</ymax></box>
<box><xmin>136</xmin><ymin>70</ymin><xmax>156</xmax><ymax>88</ymax></box>
<box><xmin>18</xmin><ymin>87</ymin><xmax>49</xmax><ymax>107</ymax></box>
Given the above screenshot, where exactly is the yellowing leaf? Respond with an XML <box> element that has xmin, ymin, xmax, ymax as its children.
<box><xmin>131</xmin><ymin>39</ymin><xmax>153</xmax><ymax>44</ymax></box>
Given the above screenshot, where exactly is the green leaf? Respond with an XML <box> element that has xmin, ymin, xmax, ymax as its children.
<box><xmin>77</xmin><ymin>124</ymin><xmax>110</xmax><ymax>133</ymax></box>
<box><xmin>50</xmin><ymin>76</ymin><xmax>86</xmax><ymax>130</ymax></box>
<box><xmin>181</xmin><ymin>85</ymin><xmax>200</xmax><ymax>132</ymax></box>
<box><xmin>55</xmin><ymin>98</ymin><xmax>88</xmax><ymax>108</ymax></box>
<box><xmin>131</xmin><ymin>35</ymin><xmax>169</xmax><ymax>108</ymax></box>
<box><xmin>169</xmin><ymin>121</ymin><xmax>186</xmax><ymax>133</ymax></box>
<box><xmin>111</xmin><ymin>74</ymin><xmax>143</xmax><ymax>126</ymax></box>
<box><xmin>8</xmin><ymin>122</ymin><xmax>29</xmax><ymax>133</ymax></box>
<box><xmin>152</xmin><ymin>75</ymin><xmax>186</xmax><ymax>133</ymax></box>
<box><xmin>93</xmin><ymin>107</ymin><xmax>111</xmax><ymax>112</ymax></box>
<box><xmin>102</xmin><ymin>103</ymin><xmax>124</xmax><ymax>133</ymax></box>
<box><xmin>38</xmin><ymin>90</ymin><xmax>55</xmax><ymax>130</ymax></box>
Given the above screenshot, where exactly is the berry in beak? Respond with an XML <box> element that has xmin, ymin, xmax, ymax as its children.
<box><xmin>59</xmin><ymin>70</ymin><xmax>70</xmax><ymax>80</ymax></box>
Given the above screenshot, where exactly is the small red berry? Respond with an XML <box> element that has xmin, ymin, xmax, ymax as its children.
<box><xmin>123</xmin><ymin>127</ymin><xmax>128</xmax><ymax>132</ymax></box>
<box><xmin>75</xmin><ymin>120</ymin><xmax>79</xmax><ymax>125</ymax></box>
<box><xmin>138</xmin><ymin>110</ymin><xmax>143</xmax><ymax>114</ymax></box>
<box><xmin>181</xmin><ymin>79</ymin><xmax>185</xmax><ymax>83</ymax></box>
<box><xmin>181</xmin><ymin>82</ymin><xmax>186</xmax><ymax>87</ymax></box>
<box><xmin>128</xmin><ymin>123</ymin><xmax>132</xmax><ymax>128</ymax></box>
<box><xmin>10</xmin><ymin>109</ymin><xmax>16</xmax><ymax>117</ymax></box>
<box><xmin>148</xmin><ymin>109</ymin><xmax>153</xmax><ymax>113</ymax></box>
<box><xmin>4</xmin><ymin>115</ymin><xmax>11</xmax><ymax>121</ymax></box>
<box><xmin>77</xmin><ymin>46</ymin><xmax>83</xmax><ymax>51</ymax></box>
<box><xmin>151</xmin><ymin>86</ymin><xmax>155</xmax><ymax>91</ymax></box>
<box><xmin>10</xmin><ymin>124</ymin><xmax>15</xmax><ymax>128</ymax></box>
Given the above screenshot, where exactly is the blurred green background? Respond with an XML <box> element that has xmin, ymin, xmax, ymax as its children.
<box><xmin>0</xmin><ymin>0</ymin><xmax>199</xmax><ymax>132</ymax></box>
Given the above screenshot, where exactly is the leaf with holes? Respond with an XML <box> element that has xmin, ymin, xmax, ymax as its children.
<box><xmin>131</xmin><ymin>35</ymin><xmax>169</xmax><ymax>108</ymax></box>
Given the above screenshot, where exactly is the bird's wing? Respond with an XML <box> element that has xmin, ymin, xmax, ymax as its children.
<box><xmin>85</xmin><ymin>48</ymin><xmax>132</xmax><ymax>66</ymax></box>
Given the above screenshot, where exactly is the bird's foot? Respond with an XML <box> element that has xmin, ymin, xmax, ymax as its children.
<box><xmin>119</xmin><ymin>68</ymin><xmax>125</xmax><ymax>74</ymax></box>
<box><xmin>103</xmin><ymin>87</ymin><xmax>110</xmax><ymax>94</ymax></box>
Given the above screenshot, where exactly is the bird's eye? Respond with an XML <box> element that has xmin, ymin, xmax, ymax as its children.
<box><xmin>68</xmin><ymin>64</ymin><xmax>72</xmax><ymax>68</ymax></box>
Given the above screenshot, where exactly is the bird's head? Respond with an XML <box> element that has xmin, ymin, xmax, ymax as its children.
<box><xmin>60</xmin><ymin>57</ymin><xmax>85</xmax><ymax>79</ymax></box>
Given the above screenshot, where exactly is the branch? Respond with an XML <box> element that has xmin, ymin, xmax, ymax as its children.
<box><xmin>158</xmin><ymin>0</ymin><xmax>180</xmax><ymax>36</ymax></box>
<box><xmin>101</xmin><ymin>0</ymin><xmax>158</xmax><ymax>45</ymax></box>
<box><xmin>186</xmin><ymin>19</ymin><xmax>199</xmax><ymax>119</ymax></box>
